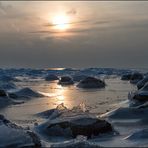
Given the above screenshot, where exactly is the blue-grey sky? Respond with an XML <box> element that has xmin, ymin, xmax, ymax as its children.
<box><xmin>0</xmin><ymin>1</ymin><xmax>148</xmax><ymax>69</ymax></box>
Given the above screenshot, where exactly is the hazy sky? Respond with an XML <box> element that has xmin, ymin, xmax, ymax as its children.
<box><xmin>0</xmin><ymin>1</ymin><xmax>148</xmax><ymax>69</ymax></box>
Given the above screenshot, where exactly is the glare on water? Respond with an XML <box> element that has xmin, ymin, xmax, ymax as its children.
<box><xmin>0</xmin><ymin>77</ymin><xmax>136</xmax><ymax>126</ymax></box>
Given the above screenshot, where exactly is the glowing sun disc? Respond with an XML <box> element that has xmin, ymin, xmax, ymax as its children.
<box><xmin>52</xmin><ymin>15</ymin><xmax>70</xmax><ymax>30</ymax></box>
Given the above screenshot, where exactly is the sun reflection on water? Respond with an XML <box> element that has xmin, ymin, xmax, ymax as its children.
<box><xmin>55</xmin><ymin>86</ymin><xmax>66</xmax><ymax>104</ymax></box>
<box><xmin>46</xmin><ymin>68</ymin><xmax>65</xmax><ymax>70</ymax></box>
<box><xmin>41</xmin><ymin>82</ymin><xmax>75</xmax><ymax>109</ymax></box>
<box><xmin>56</xmin><ymin>95</ymin><xmax>65</xmax><ymax>104</ymax></box>
<box><xmin>53</xmin><ymin>84</ymin><xmax>75</xmax><ymax>108</ymax></box>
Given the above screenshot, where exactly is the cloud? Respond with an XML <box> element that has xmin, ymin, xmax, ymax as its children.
<box><xmin>0</xmin><ymin>1</ymin><xmax>148</xmax><ymax>69</ymax></box>
<box><xmin>44</xmin><ymin>19</ymin><xmax>91</xmax><ymax>27</ymax></box>
<box><xmin>66</xmin><ymin>8</ymin><xmax>77</xmax><ymax>15</ymax></box>
<box><xmin>0</xmin><ymin>2</ymin><xmax>36</xmax><ymax>20</ymax></box>
<box><xmin>29</xmin><ymin>18</ymin><xmax>115</xmax><ymax>42</ymax></box>
<box><xmin>35</xmin><ymin>19</ymin><xmax>113</xmax><ymax>37</ymax></box>
<box><xmin>44</xmin><ymin>19</ymin><xmax>113</xmax><ymax>28</ymax></box>
<box><xmin>0</xmin><ymin>2</ymin><xmax>8</xmax><ymax>15</ymax></box>
<box><xmin>30</xmin><ymin>27</ymin><xmax>99</xmax><ymax>36</ymax></box>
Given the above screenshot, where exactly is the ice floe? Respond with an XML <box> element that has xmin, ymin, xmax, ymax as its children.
<box><xmin>129</xmin><ymin>82</ymin><xmax>148</xmax><ymax>102</ymax></box>
<box><xmin>45</xmin><ymin>74</ymin><xmax>59</xmax><ymax>81</ymax></box>
<box><xmin>137</xmin><ymin>75</ymin><xmax>148</xmax><ymax>89</ymax></box>
<box><xmin>8</xmin><ymin>87</ymin><xmax>44</xmax><ymax>99</ymax></box>
<box><xmin>0</xmin><ymin>114</ymin><xmax>41</xmax><ymax>147</ymax></box>
<box><xmin>36</xmin><ymin>103</ymin><xmax>112</xmax><ymax>139</ymax></box>
<box><xmin>58</xmin><ymin>76</ymin><xmax>74</xmax><ymax>85</ymax></box>
<box><xmin>130</xmin><ymin>72</ymin><xmax>143</xmax><ymax>84</ymax></box>
<box><xmin>77</xmin><ymin>77</ymin><xmax>105</xmax><ymax>89</ymax></box>
<box><xmin>50</xmin><ymin>135</ymin><xmax>100</xmax><ymax>148</ymax></box>
<box><xmin>121</xmin><ymin>74</ymin><xmax>132</xmax><ymax>81</ymax></box>
<box><xmin>0</xmin><ymin>82</ymin><xmax>17</xmax><ymax>90</ymax></box>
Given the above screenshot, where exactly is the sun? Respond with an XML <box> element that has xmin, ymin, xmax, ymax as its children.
<box><xmin>52</xmin><ymin>14</ymin><xmax>70</xmax><ymax>31</ymax></box>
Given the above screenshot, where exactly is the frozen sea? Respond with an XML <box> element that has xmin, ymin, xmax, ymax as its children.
<box><xmin>0</xmin><ymin>67</ymin><xmax>148</xmax><ymax>147</ymax></box>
